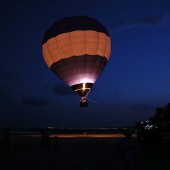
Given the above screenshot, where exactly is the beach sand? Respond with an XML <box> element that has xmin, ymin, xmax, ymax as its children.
<box><xmin>0</xmin><ymin>134</ymin><xmax>170</xmax><ymax>170</ymax></box>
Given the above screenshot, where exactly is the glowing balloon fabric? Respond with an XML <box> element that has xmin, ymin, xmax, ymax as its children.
<box><xmin>42</xmin><ymin>16</ymin><xmax>111</xmax><ymax>98</ymax></box>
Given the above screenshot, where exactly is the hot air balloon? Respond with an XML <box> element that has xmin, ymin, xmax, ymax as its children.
<box><xmin>42</xmin><ymin>16</ymin><xmax>111</xmax><ymax>107</ymax></box>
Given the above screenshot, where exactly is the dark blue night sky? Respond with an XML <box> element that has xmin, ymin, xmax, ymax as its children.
<box><xmin>1</xmin><ymin>0</ymin><xmax>170</xmax><ymax>128</ymax></box>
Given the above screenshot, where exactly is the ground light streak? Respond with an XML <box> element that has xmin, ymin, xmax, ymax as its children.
<box><xmin>22</xmin><ymin>133</ymin><xmax>137</xmax><ymax>138</ymax></box>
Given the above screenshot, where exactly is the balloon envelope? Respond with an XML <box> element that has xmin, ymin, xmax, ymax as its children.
<box><xmin>42</xmin><ymin>16</ymin><xmax>111</xmax><ymax>97</ymax></box>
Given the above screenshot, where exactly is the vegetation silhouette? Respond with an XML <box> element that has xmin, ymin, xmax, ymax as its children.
<box><xmin>149</xmin><ymin>103</ymin><xmax>170</xmax><ymax>124</ymax></box>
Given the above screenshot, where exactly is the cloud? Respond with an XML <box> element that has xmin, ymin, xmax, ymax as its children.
<box><xmin>125</xmin><ymin>103</ymin><xmax>156</xmax><ymax>122</ymax></box>
<box><xmin>113</xmin><ymin>90</ymin><xmax>121</xmax><ymax>96</ymax></box>
<box><xmin>135</xmin><ymin>15</ymin><xmax>167</xmax><ymax>25</ymax></box>
<box><xmin>22</xmin><ymin>97</ymin><xmax>53</xmax><ymax>106</ymax></box>
<box><xmin>106</xmin><ymin>103</ymin><xmax>155</xmax><ymax>124</ymax></box>
<box><xmin>52</xmin><ymin>83</ymin><xmax>74</xmax><ymax>96</ymax></box>
<box><xmin>44</xmin><ymin>84</ymin><xmax>49</xmax><ymax>90</ymax></box>
<box><xmin>0</xmin><ymin>71</ymin><xmax>12</xmax><ymax>79</ymax></box>
<box><xmin>127</xmin><ymin>103</ymin><xmax>154</xmax><ymax>112</ymax></box>
<box><xmin>0</xmin><ymin>84</ymin><xmax>9</xmax><ymax>96</ymax></box>
<box><xmin>111</xmin><ymin>15</ymin><xmax>168</xmax><ymax>32</ymax></box>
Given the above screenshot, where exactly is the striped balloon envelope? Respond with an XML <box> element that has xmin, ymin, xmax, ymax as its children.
<box><xmin>42</xmin><ymin>16</ymin><xmax>111</xmax><ymax>107</ymax></box>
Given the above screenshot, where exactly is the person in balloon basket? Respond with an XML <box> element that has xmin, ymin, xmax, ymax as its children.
<box><xmin>80</xmin><ymin>97</ymin><xmax>88</xmax><ymax>107</ymax></box>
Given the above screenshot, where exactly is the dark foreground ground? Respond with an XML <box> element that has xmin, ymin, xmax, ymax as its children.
<box><xmin>0</xmin><ymin>135</ymin><xmax>170</xmax><ymax>170</ymax></box>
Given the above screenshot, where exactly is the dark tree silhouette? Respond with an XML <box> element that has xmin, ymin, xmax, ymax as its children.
<box><xmin>149</xmin><ymin>103</ymin><xmax>170</xmax><ymax>124</ymax></box>
<box><xmin>163</xmin><ymin>103</ymin><xmax>170</xmax><ymax>121</ymax></box>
